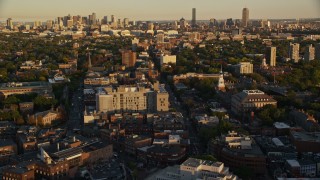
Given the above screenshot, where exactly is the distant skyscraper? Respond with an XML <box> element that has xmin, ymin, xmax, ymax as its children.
<box><xmin>226</xmin><ymin>18</ymin><xmax>234</xmax><ymax>27</ymax></box>
<box><xmin>67</xmin><ymin>20</ymin><xmax>73</xmax><ymax>28</ymax></box>
<box><xmin>192</xmin><ymin>8</ymin><xmax>196</xmax><ymax>27</ymax></box>
<box><xmin>266</xmin><ymin>46</ymin><xmax>277</xmax><ymax>66</ymax></box>
<box><xmin>57</xmin><ymin>17</ymin><xmax>63</xmax><ymax>27</ymax></box>
<box><xmin>123</xmin><ymin>18</ymin><xmax>129</xmax><ymax>27</ymax></box>
<box><xmin>111</xmin><ymin>15</ymin><xmax>116</xmax><ymax>23</ymax></box>
<box><xmin>63</xmin><ymin>14</ymin><xmax>71</xmax><ymax>27</ymax></box>
<box><xmin>289</xmin><ymin>43</ymin><xmax>300</xmax><ymax>63</ymax></box>
<box><xmin>209</xmin><ymin>18</ymin><xmax>217</xmax><ymax>28</ymax></box>
<box><xmin>34</xmin><ymin>21</ymin><xmax>42</xmax><ymax>27</ymax></box>
<box><xmin>110</xmin><ymin>15</ymin><xmax>117</xmax><ymax>27</ymax></box>
<box><xmin>46</xmin><ymin>20</ymin><xmax>53</xmax><ymax>29</ymax></box>
<box><xmin>102</xmin><ymin>16</ymin><xmax>108</xmax><ymax>24</ymax></box>
<box><xmin>72</xmin><ymin>16</ymin><xmax>79</xmax><ymax>25</ymax></box>
<box><xmin>6</xmin><ymin>18</ymin><xmax>13</xmax><ymax>30</ymax></box>
<box><xmin>304</xmin><ymin>44</ymin><xmax>315</xmax><ymax>61</ymax></box>
<box><xmin>89</xmin><ymin>13</ymin><xmax>97</xmax><ymax>25</ymax></box>
<box><xmin>179</xmin><ymin>18</ymin><xmax>187</xmax><ymax>30</ymax></box>
<box><xmin>157</xmin><ymin>34</ymin><xmax>164</xmax><ymax>43</ymax></box>
<box><xmin>147</xmin><ymin>22</ymin><xmax>154</xmax><ymax>30</ymax></box>
<box><xmin>92</xmin><ymin>13</ymin><xmax>96</xmax><ymax>25</ymax></box>
<box><xmin>242</xmin><ymin>8</ymin><xmax>249</xmax><ymax>27</ymax></box>
<box><xmin>315</xmin><ymin>43</ymin><xmax>320</xmax><ymax>60</ymax></box>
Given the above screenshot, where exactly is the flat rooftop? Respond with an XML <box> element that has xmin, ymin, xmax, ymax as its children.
<box><xmin>181</xmin><ymin>158</ymin><xmax>223</xmax><ymax>168</ymax></box>
<box><xmin>291</xmin><ymin>131</ymin><xmax>320</xmax><ymax>142</ymax></box>
<box><xmin>0</xmin><ymin>81</ymin><xmax>51</xmax><ymax>89</ymax></box>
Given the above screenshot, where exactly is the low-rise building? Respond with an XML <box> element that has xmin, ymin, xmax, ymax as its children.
<box><xmin>285</xmin><ymin>159</ymin><xmax>317</xmax><ymax>178</ymax></box>
<box><xmin>124</xmin><ymin>135</ymin><xmax>152</xmax><ymax>155</ymax></box>
<box><xmin>231</xmin><ymin>90</ymin><xmax>277</xmax><ymax>116</ymax></box>
<box><xmin>0</xmin><ymin>139</ymin><xmax>17</xmax><ymax>157</ymax></box>
<box><xmin>19</xmin><ymin>102</ymin><xmax>34</xmax><ymax>114</ymax></box>
<box><xmin>290</xmin><ymin>131</ymin><xmax>320</xmax><ymax>153</ymax></box>
<box><xmin>160</xmin><ymin>54</ymin><xmax>176</xmax><ymax>66</ymax></box>
<box><xmin>209</xmin><ymin>131</ymin><xmax>267</xmax><ymax>175</ymax></box>
<box><xmin>29</xmin><ymin>110</ymin><xmax>62</xmax><ymax>126</ymax></box>
<box><xmin>146</xmin><ymin>158</ymin><xmax>238</xmax><ymax>180</ymax></box>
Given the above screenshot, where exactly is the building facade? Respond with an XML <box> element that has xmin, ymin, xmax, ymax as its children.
<box><xmin>266</xmin><ymin>46</ymin><xmax>276</xmax><ymax>66</ymax></box>
<box><xmin>304</xmin><ymin>44</ymin><xmax>315</xmax><ymax>61</ymax></box>
<box><xmin>160</xmin><ymin>55</ymin><xmax>176</xmax><ymax>65</ymax></box>
<box><xmin>96</xmin><ymin>82</ymin><xmax>169</xmax><ymax>113</ymax></box>
<box><xmin>289</xmin><ymin>43</ymin><xmax>300</xmax><ymax>63</ymax></box>
<box><xmin>122</xmin><ymin>50</ymin><xmax>136</xmax><ymax>67</ymax></box>
<box><xmin>242</xmin><ymin>8</ymin><xmax>249</xmax><ymax>27</ymax></box>
<box><xmin>231</xmin><ymin>90</ymin><xmax>277</xmax><ymax>115</ymax></box>
<box><xmin>234</xmin><ymin>62</ymin><xmax>253</xmax><ymax>75</ymax></box>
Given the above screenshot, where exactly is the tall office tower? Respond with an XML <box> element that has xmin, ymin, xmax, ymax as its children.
<box><xmin>289</xmin><ymin>43</ymin><xmax>300</xmax><ymax>63</ymax></box>
<box><xmin>261</xmin><ymin>19</ymin><xmax>270</xmax><ymax>28</ymax></box>
<box><xmin>118</xmin><ymin>19</ymin><xmax>123</xmax><ymax>28</ymax></box>
<box><xmin>157</xmin><ymin>34</ymin><xmax>164</xmax><ymax>43</ymax></box>
<box><xmin>57</xmin><ymin>17</ymin><xmax>63</xmax><ymax>27</ymax></box>
<box><xmin>304</xmin><ymin>44</ymin><xmax>315</xmax><ymax>61</ymax></box>
<box><xmin>226</xmin><ymin>18</ymin><xmax>234</xmax><ymax>27</ymax></box>
<box><xmin>147</xmin><ymin>22</ymin><xmax>154</xmax><ymax>30</ymax></box>
<box><xmin>315</xmin><ymin>43</ymin><xmax>320</xmax><ymax>60</ymax></box>
<box><xmin>72</xmin><ymin>16</ymin><xmax>79</xmax><ymax>25</ymax></box>
<box><xmin>242</xmin><ymin>8</ymin><xmax>249</xmax><ymax>27</ymax></box>
<box><xmin>266</xmin><ymin>46</ymin><xmax>277</xmax><ymax>66</ymax></box>
<box><xmin>123</xmin><ymin>18</ymin><xmax>129</xmax><ymax>27</ymax></box>
<box><xmin>34</xmin><ymin>21</ymin><xmax>42</xmax><ymax>27</ymax></box>
<box><xmin>111</xmin><ymin>15</ymin><xmax>116</xmax><ymax>23</ymax></box>
<box><xmin>209</xmin><ymin>18</ymin><xmax>217</xmax><ymax>28</ymax></box>
<box><xmin>179</xmin><ymin>18</ymin><xmax>187</xmax><ymax>30</ymax></box>
<box><xmin>192</xmin><ymin>8</ymin><xmax>196</xmax><ymax>27</ymax></box>
<box><xmin>77</xmin><ymin>15</ymin><xmax>82</xmax><ymax>24</ymax></box>
<box><xmin>46</xmin><ymin>20</ymin><xmax>53</xmax><ymax>29</ymax></box>
<box><xmin>6</xmin><ymin>18</ymin><xmax>13</xmax><ymax>30</ymax></box>
<box><xmin>122</xmin><ymin>50</ymin><xmax>137</xmax><ymax>67</ymax></box>
<box><xmin>88</xmin><ymin>15</ymin><xmax>92</xmax><ymax>25</ymax></box>
<box><xmin>92</xmin><ymin>13</ymin><xmax>97</xmax><ymax>25</ymax></box>
<box><xmin>172</xmin><ymin>21</ymin><xmax>178</xmax><ymax>30</ymax></box>
<box><xmin>102</xmin><ymin>16</ymin><xmax>108</xmax><ymax>24</ymax></box>
<box><xmin>63</xmin><ymin>15</ymin><xmax>71</xmax><ymax>27</ymax></box>
<box><xmin>82</xmin><ymin>17</ymin><xmax>88</xmax><ymax>25</ymax></box>
<box><xmin>67</xmin><ymin>20</ymin><xmax>73</xmax><ymax>28</ymax></box>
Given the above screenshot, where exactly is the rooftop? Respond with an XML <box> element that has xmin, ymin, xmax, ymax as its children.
<box><xmin>0</xmin><ymin>81</ymin><xmax>51</xmax><ymax>89</ymax></box>
<box><xmin>243</xmin><ymin>90</ymin><xmax>265</xmax><ymax>95</ymax></box>
<box><xmin>181</xmin><ymin>158</ymin><xmax>223</xmax><ymax>168</ymax></box>
<box><xmin>291</xmin><ymin>131</ymin><xmax>320</xmax><ymax>142</ymax></box>
<box><xmin>273</xmin><ymin>122</ymin><xmax>290</xmax><ymax>129</ymax></box>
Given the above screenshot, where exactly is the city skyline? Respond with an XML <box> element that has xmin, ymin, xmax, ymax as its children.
<box><xmin>0</xmin><ymin>0</ymin><xmax>319</xmax><ymax>22</ymax></box>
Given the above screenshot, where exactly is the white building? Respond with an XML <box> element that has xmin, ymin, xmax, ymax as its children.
<box><xmin>289</xmin><ymin>43</ymin><xmax>300</xmax><ymax>63</ymax></box>
<box><xmin>146</xmin><ymin>158</ymin><xmax>238</xmax><ymax>180</ymax></box>
<box><xmin>160</xmin><ymin>55</ymin><xmax>176</xmax><ymax>66</ymax></box>
<box><xmin>96</xmin><ymin>82</ymin><xmax>169</xmax><ymax>113</ymax></box>
<box><xmin>234</xmin><ymin>62</ymin><xmax>253</xmax><ymax>75</ymax></box>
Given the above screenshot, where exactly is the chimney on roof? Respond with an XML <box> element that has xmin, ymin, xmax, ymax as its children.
<box><xmin>57</xmin><ymin>143</ymin><xmax>60</xmax><ymax>151</ymax></box>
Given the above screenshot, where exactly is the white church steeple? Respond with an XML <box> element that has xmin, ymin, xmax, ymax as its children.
<box><xmin>217</xmin><ymin>65</ymin><xmax>226</xmax><ymax>92</ymax></box>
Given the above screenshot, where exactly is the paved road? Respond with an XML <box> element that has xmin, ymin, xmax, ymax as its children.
<box><xmin>68</xmin><ymin>81</ymin><xmax>84</xmax><ymax>130</ymax></box>
<box><xmin>164</xmin><ymin>82</ymin><xmax>203</xmax><ymax>156</ymax></box>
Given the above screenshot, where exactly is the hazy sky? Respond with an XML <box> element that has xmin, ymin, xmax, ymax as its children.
<box><xmin>0</xmin><ymin>0</ymin><xmax>319</xmax><ymax>21</ymax></box>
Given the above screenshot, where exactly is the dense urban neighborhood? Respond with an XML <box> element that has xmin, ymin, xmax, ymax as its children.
<box><xmin>0</xmin><ymin>5</ymin><xmax>320</xmax><ymax>180</ymax></box>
